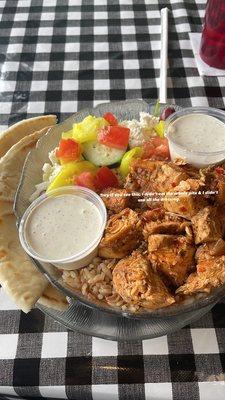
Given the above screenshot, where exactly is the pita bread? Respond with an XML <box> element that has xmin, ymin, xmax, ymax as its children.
<box><xmin>38</xmin><ymin>283</ymin><xmax>69</xmax><ymax>311</ymax></box>
<box><xmin>0</xmin><ymin>115</ymin><xmax>67</xmax><ymax>313</ymax></box>
<box><xmin>0</xmin><ymin>115</ymin><xmax>57</xmax><ymax>158</ymax></box>
<box><xmin>0</xmin><ymin>213</ymin><xmax>48</xmax><ymax>313</ymax></box>
<box><xmin>0</xmin><ymin>126</ymin><xmax>52</xmax><ymax>203</ymax></box>
<box><xmin>0</xmin><ymin>125</ymin><xmax>52</xmax><ymax>312</ymax></box>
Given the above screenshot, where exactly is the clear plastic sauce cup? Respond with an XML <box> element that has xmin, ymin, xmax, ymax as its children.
<box><xmin>165</xmin><ymin>107</ymin><xmax>225</xmax><ymax>168</ymax></box>
<box><xmin>19</xmin><ymin>186</ymin><xmax>107</xmax><ymax>270</ymax></box>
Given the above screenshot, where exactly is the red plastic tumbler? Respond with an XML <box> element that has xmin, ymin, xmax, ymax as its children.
<box><xmin>200</xmin><ymin>0</ymin><xmax>225</xmax><ymax>69</ymax></box>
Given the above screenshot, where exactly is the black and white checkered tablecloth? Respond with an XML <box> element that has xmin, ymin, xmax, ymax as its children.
<box><xmin>1</xmin><ymin>0</ymin><xmax>225</xmax><ymax>399</ymax></box>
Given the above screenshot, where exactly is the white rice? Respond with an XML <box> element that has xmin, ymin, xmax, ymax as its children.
<box><xmin>62</xmin><ymin>257</ymin><xmax>140</xmax><ymax>312</ymax></box>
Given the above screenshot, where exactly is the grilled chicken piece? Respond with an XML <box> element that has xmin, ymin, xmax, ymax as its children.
<box><xmin>98</xmin><ymin>208</ymin><xmax>142</xmax><ymax>259</ymax></box>
<box><xmin>125</xmin><ymin>159</ymin><xmax>163</xmax><ymax>196</ymax></box>
<box><xmin>216</xmin><ymin>177</ymin><xmax>225</xmax><ymax>204</ymax></box>
<box><xmin>125</xmin><ymin>159</ymin><xmax>189</xmax><ymax>194</ymax></box>
<box><xmin>200</xmin><ymin>164</ymin><xmax>225</xmax><ymax>204</ymax></box>
<box><xmin>148</xmin><ymin>234</ymin><xmax>195</xmax><ymax>287</ymax></box>
<box><xmin>177</xmin><ymin>243</ymin><xmax>225</xmax><ymax>295</ymax></box>
<box><xmin>100</xmin><ymin>188</ymin><xmax>131</xmax><ymax>213</ymax></box>
<box><xmin>195</xmin><ymin>242</ymin><xmax>216</xmax><ymax>264</ymax></box>
<box><xmin>210</xmin><ymin>239</ymin><xmax>225</xmax><ymax>257</ymax></box>
<box><xmin>191</xmin><ymin>206</ymin><xmax>222</xmax><ymax>245</ymax></box>
<box><xmin>174</xmin><ymin>159</ymin><xmax>200</xmax><ymax>179</ymax></box>
<box><xmin>217</xmin><ymin>205</ymin><xmax>225</xmax><ymax>238</ymax></box>
<box><xmin>155</xmin><ymin>163</ymin><xmax>190</xmax><ymax>192</ymax></box>
<box><xmin>164</xmin><ymin>178</ymin><xmax>208</xmax><ymax>219</ymax></box>
<box><xmin>211</xmin><ymin>165</ymin><xmax>225</xmax><ymax>204</ymax></box>
<box><xmin>142</xmin><ymin>208</ymin><xmax>193</xmax><ymax>239</ymax></box>
<box><xmin>112</xmin><ymin>251</ymin><xmax>175</xmax><ymax>309</ymax></box>
<box><xmin>196</xmin><ymin>241</ymin><xmax>225</xmax><ymax>262</ymax></box>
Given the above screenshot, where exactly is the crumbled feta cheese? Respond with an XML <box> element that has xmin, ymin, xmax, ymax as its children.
<box><xmin>140</xmin><ymin>112</ymin><xmax>159</xmax><ymax>130</ymax></box>
<box><xmin>121</xmin><ymin>119</ymin><xmax>143</xmax><ymax>148</ymax></box>
<box><xmin>30</xmin><ymin>147</ymin><xmax>62</xmax><ymax>202</ymax></box>
<box><xmin>42</xmin><ymin>163</ymin><xmax>62</xmax><ymax>183</ymax></box>
<box><xmin>42</xmin><ymin>163</ymin><xmax>52</xmax><ymax>181</ymax></box>
<box><xmin>121</xmin><ymin>113</ymin><xmax>159</xmax><ymax>148</ymax></box>
<box><xmin>29</xmin><ymin>182</ymin><xmax>49</xmax><ymax>202</ymax></box>
<box><xmin>42</xmin><ymin>147</ymin><xmax>61</xmax><ymax>182</ymax></box>
<box><xmin>49</xmin><ymin>148</ymin><xmax>58</xmax><ymax>165</ymax></box>
<box><xmin>30</xmin><ymin>162</ymin><xmax>61</xmax><ymax>202</ymax></box>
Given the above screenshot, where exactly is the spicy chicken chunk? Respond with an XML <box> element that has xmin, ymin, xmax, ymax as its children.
<box><xmin>125</xmin><ymin>159</ymin><xmax>162</xmax><ymax>193</ymax></box>
<box><xmin>156</xmin><ymin>163</ymin><xmax>190</xmax><ymax>192</ymax></box>
<box><xmin>100</xmin><ymin>188</ymin><xmax>131</xmax><ymax>213</ymax></box>
<box><xmin>164</xmin><ymin>178</ymin><xmax>208</xmax><ymax>219</ymax></box>
<box><xmin>201</xmin><ymin>164</ymin><xmax>225</xmax><ymax>204</ymax></box>
<box><xmin>217</xmin><ymin>205</ymin><xmax>225</xmax><ymax>236</ymax></box>
<box><xmin>142</xmin><ymin>208</ymin><xmax>193</xmax><ymax>239</ymax></box>
<box><xmin>176</xmin><ymin>243</ymin><xmax>225</xmax><ymax>295</ymax></box>
<box><xmin>191</xmin><ymin>206</ymin><xmax>222</xmax><ymax>245</ymax></box>
<box><xmin>209</xmin><ymin>239</ymin><xmax>225</xmax><ymax>257</ymax></box>
<box><xmin>216</xmin><ymin>177</ymin><xmax>225</xmax><ymax>204</ymax></box>
<box><xmin>195</xmin><ymin>240</ymin><xmax>225</xmax><ymax>263</ymax></box>
<box><xmin>98</xmin><ymin>208</ymin><xmax>142</xmax><ymax>259</ymax></box>
<box><xmin>125</xmin><ymin>159</ymin><xmax>189</xmax><ymax>194</ymax></box>
<box><xmin>148</xmin><ymin>234</ymin><xmax>195</xmax><ymax>287</ymax></box>
<box><xmin>195</xmin><ymin>242</ymin><xmax>217</xmax><ymax>263</ymax></box>
<box><xmin>173</xmin><ymin>158</ymin><xmax>200</xmax><ymax>179</ymax></box>
<box><xmin>112</xmin><ymin>251</ymin><xmax>175</xmax><ymax>309</ymax></box>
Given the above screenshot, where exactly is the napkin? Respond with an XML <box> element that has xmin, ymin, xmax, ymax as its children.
<box><xmin>189</xmin><ymin>32</ymin><xmax>225</xmax><ymax>77</ymax></box>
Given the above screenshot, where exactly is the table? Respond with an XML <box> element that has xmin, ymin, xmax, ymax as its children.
<box><xmin>0</xmin><ymin>1</ymin><xmax>225</xmax><ymax>399</ymax></box>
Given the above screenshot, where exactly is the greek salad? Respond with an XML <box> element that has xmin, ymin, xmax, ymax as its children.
<box><xmin>31</xmin><ymin>105</ymin><xmax>175</xmax><ymax>201</ymax></box>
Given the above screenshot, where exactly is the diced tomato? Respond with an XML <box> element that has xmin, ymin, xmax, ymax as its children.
<box><xmin>75</xmin><ymin>171</ymin><xmax>96</xmax><ymax>191</ymax></box>
<box><xmin>103</xmin><ymin>112</ymin><xmax>118</xmax><ymax>126</ymax></box>
<box><xmin>56</xmin><ymin>138</ymin><xmax>81</xmax><ymax>163</ymax></box>
<box><xmin>151</xmin><ymin>137</ymin><xmax>167</xmax><ymax>147</ymax></box>
<box><xmin>154</xmin><ymin>144</ymin><xmax>170</xmax><ymax>159</ymax></box>
<box><xmin>142</xmin><ymin>142</ymin><xmax>155</xmax><ymax>158</ymax></box>
<box><xmin>98</xmin><ymin>125</ymin><xmax>130</xmax><ymax>150</ymax></box>
<box><xmin>94</xmin><ymin>166</ymin><xmax>119</xmax><ymax>191</ymax></box>
<box><xmin>142</xmin><ymin>137</ymin><xmax>170</xmax><ymax>160</ymax></box>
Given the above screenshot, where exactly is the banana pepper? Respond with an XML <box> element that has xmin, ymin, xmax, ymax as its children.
<box><xmin>155</xmin><ymin>120</ymin><xmax>165</xmax><ymax>138</ymax></box>
<box><xmin>119</xmin><ymin>147</ymin><xmax>143</xmax><ymax>177</ymax></box>
<box><xmin>47</xmin><ymin>160</ymin><xmax>97</xmax><ymax>193</ymax></box>
<box><xmin>62</xmin><ymin>115</ymin><xmax>109</xmax><ymax>143</ymax></box>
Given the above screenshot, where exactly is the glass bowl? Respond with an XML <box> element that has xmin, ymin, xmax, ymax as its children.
<box><xmin>14</xmin><ymin>99</ymin><xmax>225</xmax><ymax>340</ymax></box>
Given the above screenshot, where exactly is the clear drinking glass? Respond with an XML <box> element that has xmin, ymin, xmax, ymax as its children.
<box><xmin>200</xmin><ymin>0</ymin><xmax>225</xmax><ymax>69</ymax></box>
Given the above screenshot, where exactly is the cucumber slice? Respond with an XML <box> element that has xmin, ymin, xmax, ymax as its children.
<box><xmin>83</xmin><ymin>140</ymin><xmax>125</xmax><ymax>166</ymax></box>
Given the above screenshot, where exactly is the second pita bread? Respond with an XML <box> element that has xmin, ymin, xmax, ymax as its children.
<box><xmin>0</xmin><ymin>126</ymin><xmax>52</xmax><ymax>203</ymax></box>
<box><xmin>0</xmin><ymin>115</ymin><xmax>57</xmax><ymax>158</ymax></box>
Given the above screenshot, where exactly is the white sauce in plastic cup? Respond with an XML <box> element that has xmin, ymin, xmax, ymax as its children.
<box><xmin>165</xmin><ymin>107</ymin><xmax>225</xmax><ymax>168</ymax></box>
<box><xmin>19</xmin><ymin>186</ymin><xmax>107</xmax><ymax>270</ymax></box>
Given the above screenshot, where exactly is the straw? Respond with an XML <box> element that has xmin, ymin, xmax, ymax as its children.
<box><xmin>159</xmin><ymin>7</ymin><xmax>169</xmax><ymax>104</ymax></box>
